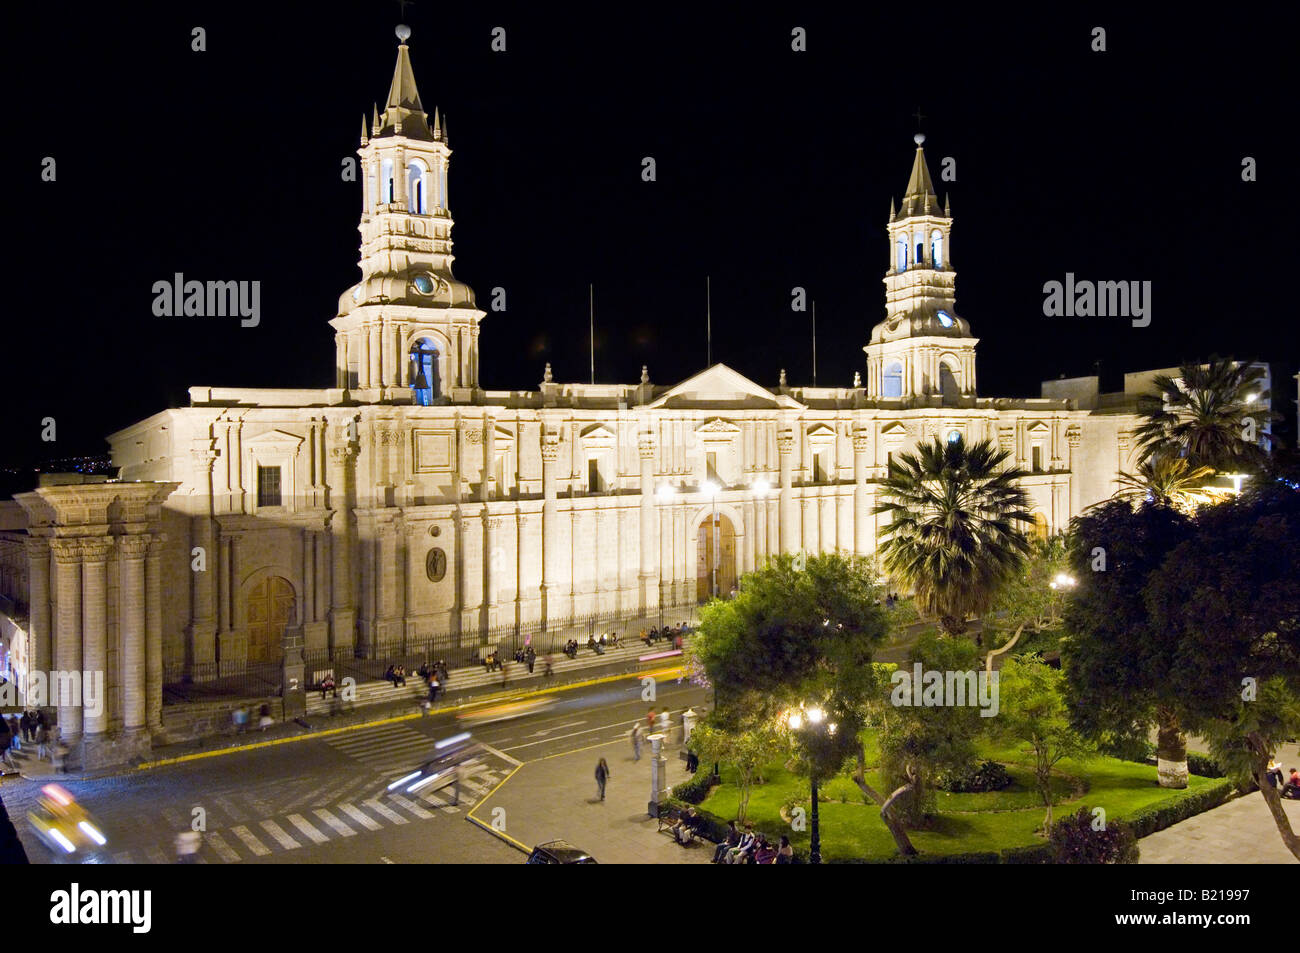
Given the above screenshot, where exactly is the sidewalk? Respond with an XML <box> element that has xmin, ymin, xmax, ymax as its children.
<box><xmin>470</xmin><ymin>732</ymin><xmax>714</xmax><ymax>864</ymax></box>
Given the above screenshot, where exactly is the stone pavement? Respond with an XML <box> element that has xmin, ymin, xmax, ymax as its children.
<box><xmin>1140</xmin><ymin>740</ymin><xmax>1300</xmax><ymax>864</ymax></box>
<box><xmin>469</xmin><ymin>732</ymin><xmax>714</xmax><ymax>864</ymax></box>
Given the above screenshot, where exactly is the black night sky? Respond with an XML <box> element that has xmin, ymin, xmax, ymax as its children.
<box><xmin>3</xmin><ymin>4</ymin><xmax>1292</xmax><ymax>478</ymax></box>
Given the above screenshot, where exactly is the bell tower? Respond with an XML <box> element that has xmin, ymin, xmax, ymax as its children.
<box><xmin>864</xmin><ymin>134</ymin><xmax>976</xmax><ymax>403</ymax></box>
<box><xmin>329</xmin><ymin>24</ymin><xmax>484</xmax><ymax>405</ymax></box>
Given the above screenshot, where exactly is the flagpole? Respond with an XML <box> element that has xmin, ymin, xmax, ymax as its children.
<box><xmin>812</xmin><ymin>300</ymin><xmax>817</xmax><ymax>387</ymax></box>
<box><xmin>706</xmin><ymin>275</ymin><xmax>712</xmax><ymax>367</ymax></box>
<box><xmin>589</xmin><ymin>283</ymin><xmax>595</xmax><ymax>385</ymax></box>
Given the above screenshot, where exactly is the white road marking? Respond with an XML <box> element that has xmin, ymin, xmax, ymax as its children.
<box><xmin>388</xmin><ymin>794</ymin><xmax>435</xmax><ymax>819</ymax></box>
<box><xmin>286</xmin><ymin>813</ymin><xmax>330</xmax><ymax>845</ymax></box>
<box><xmin>479</xmin><ymin>741</ymin><xmax>523</xmax><ymax>766</ymax></box>
<box><xmin>339</xmin><ymin>802</ymin><xmax>382</xmax><ymax>831</ymax></box>
<box><xmin>230</xmin><ymin>825</ymin><xmax>271</xmax><ymax>856</ymax></box>
<box><xmin>501</xmin><ymin>714</ymin><xmax>674</xmax><ymax>752</ymax></box>
<box><xmin>205</xmin><ymin>831</ymin><xmax>242</xmax><ymax>863</ymax></box>
<box><xmin>524</xmin><ymin>721</ymin><xmax>586</xmax><ymax>738</ymax></box>
<box><xmin>363</xmin><ymin>798</ymin><xmax>409</xmax><ymax>825</ymax></box>
<box><xmin>259</xmin><ymin>819</ymin><xmax>301</xmax><ymax>850</ymax></box>
<box><xmin>313</xmin><ymin>808</ymin><xmax>357</xmax><ymax>838</ymax></box>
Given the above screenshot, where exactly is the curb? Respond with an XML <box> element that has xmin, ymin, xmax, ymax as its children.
<box><xmin>134</xmin><ymin>661</ymin><xmax>687</xmax><ymax>771</ymax></box>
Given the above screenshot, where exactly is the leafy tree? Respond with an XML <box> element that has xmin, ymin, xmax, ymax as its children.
<box><xmin>1113</xmin><ymin>454</ymin><xmax>1218</xmax><ymax>513</ymax></box>
<box><xmin>688</xmin><ymin>711</ymin><xmax>784</xmax><ymax>823</ymax></box>
<box><xmin>1144</xmin><ymin>484</ymin><xmax>1300</xmax><ymax>858</ymax></box>
<box><xmin>1133</xmin><ymin>357</ymin><xmax>1276</xmax><ymax>473</ymax></box>
<box><xmin>874</xmin><ymin>633</ymin><xmax>988</xmax><ymax>825</ymax></box>
<box><xmin>875</xmin><ymin>435</ymin><xmax>1035</xmax><ymax>638</ymax></box>
<box><xmin>994</xmin><ymin>655</ymin><xmax>1094</xmax><ymax>832</ymax></box>
<box><xmin>983</xmin><ymin>534</ymin><xmax>1071</xmax><ymax>669</ymax></box>
<box><xmin>1062</xmin><ymin>498</ymin><xmax>1195</xmax><ymax>787</ymax></box>
<box><xmin>691</xmin><ymin>553</ymin><xmax>921</xmax><ymax>854</ymax></box>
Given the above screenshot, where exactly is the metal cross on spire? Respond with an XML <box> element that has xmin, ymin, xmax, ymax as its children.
<box><xmin>396</xmin><ymin>0</ymin><xmax>416</xmax><ymax>18</ymax></box>
<box><xmin>913</xmin><ymin>107</ymin><xmax>926</xmax><ymax>131</ymax></box>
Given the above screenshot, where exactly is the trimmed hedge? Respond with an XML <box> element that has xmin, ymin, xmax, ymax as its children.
<box><xmin>1123</xmin><ymin>779</ymin><xmax>1235</xmax><ymax>839</ymax></box>
<box><xmin>669</xmin><ymin>768</ymin><xmax>718</xmax><ymax>805</ymax></box>
<box><xmin>1187</xmin><ymin>752</ymin><xmax>1226</xmax><ymax>779</ymax></box>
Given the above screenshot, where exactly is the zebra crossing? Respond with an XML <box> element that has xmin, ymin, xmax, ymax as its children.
<box><xmin>108</xmin><ymin>763</ymin><xmax>505</xmax><ymax>864</ymax></box>
<box><xmin>322</xmin><ymin>722</ymin><xmax>448</xmax><ymax>776</ymax></box>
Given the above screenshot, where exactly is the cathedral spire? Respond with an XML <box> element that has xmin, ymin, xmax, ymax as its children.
<box><xmin>375</xmin><ymin>25</ymin><xmax>434</xmax><ymax>140</ymax></box>
<box><xmin>433</xmin><ymin>106</ymin><xmax>441</xmax><ymax>140</ymax></box>
<box><xmin>896</xmin><ymin>133</ymin><xmax>940</xmax><ymax>220</ymax></box>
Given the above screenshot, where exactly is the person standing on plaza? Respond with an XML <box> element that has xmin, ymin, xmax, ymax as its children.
<box><xmin>595</xmin><ymin>758</ymin><xmax>610</xmax><ymax>801</ymax></box>
<box><xmin>630</xmin><ymin>721</ymin><xmax>642</xmax><ymax>761</ymax></box>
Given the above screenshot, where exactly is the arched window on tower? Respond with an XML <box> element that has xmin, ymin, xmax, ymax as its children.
<box><xmin>407</xmin><ymin>160</ymin><xmax>429</xmax><ymax>214</ymax></box>
<box><xmin>931</xmin><ymin>230</ymin><xmax>944</xmax><ymax>268</ymax></box>
<box><xmin>368</xmin><ymin>171</ymin><xmax>378</xmax><ymax>213</ymax></box>
<box><xmin>381</xmin><ymin>158</ymin><xmax>395</xmax><ymax>204</ymax></box>
<box><xmin>883</xmin><ymin>362</ymin><xmax>903</xmax><ymax>398</ymax></box>
<box><xmin>915</xmin><ymin>231</ymin><xmax>925</xmax><ymax>266</ymax></box>
<box><xmin>939</xmin><ymin>361</ymin><xmax>960</xmax><ymax>403</ymax></box>
<box><xmin>409</xmin><ymin>337</ymin><xmax>441</xmax><ymax>406</ymax></box>
<box><xmin>440</xmin><ymin>166</ymin><xmax>448</xmax><ymax>209</ymax></box>
<box><xmin>896</xmin><ymin>236</ymin><xmax>907</xmax><ymax>272</ymax></box>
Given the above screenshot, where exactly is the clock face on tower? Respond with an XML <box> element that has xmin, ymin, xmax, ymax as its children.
<box><xmin>937</xmin><ymin>310</ymin><xmax>954</xmax><ymax>328</ymax></box>
<box><xmin>413</xmin><ymin>275</ymin><xmax>436</xmax><ymax>295</ymax></box>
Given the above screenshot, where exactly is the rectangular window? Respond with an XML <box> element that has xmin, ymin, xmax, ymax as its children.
<box><xmin>886</xmin><ymin>451</ymin><xmax>894</xmax><ymax>471</ymax></box>
<box><xmin>813</xmin><ymin>451</ymin><xmax>828</xmax><ymax>483</ymax></box>
<box><xmin>347</xmin><ymin>362</ymin><xmax>359</xmax><ymax>390</ymax></box>
<box><xmin>257</xmin><ymin>465</ymin><xmax>282</xmax><ymax>507</ymax></box>
<box><xmin>1032</xmin><ymin>445</ymin><xmax>1043</xmax><ymax>472</ymax></box>
<box><xmin>588</xmin><ymin>458</ymin><xmax>603</xmax><ymax>494</ymax></box>
<box><xmin>706</xmin><ymin>451</ymin><xmax>719</xmax><ymax>484</ymax></box>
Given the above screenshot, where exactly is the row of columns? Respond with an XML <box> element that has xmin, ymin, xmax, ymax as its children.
<box><xmin>27</xmin><ymin>533</ymin><xmax>164</xmax><ymax>741</ymax></box>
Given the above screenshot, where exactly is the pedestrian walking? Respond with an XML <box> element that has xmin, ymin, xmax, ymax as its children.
<box><xmin>258</xmin><ymin>703</ymin><xmax>273</xmax><ymax>731</ymax></box>
<box><xmin>543</xmin><ymin>655</ymin><xmax>553</xmax><ymax>678</ymax></box>
<box><xmin>175</xmin><ymin>830</ymin><xmax>202</xmax><ymax>864</ymax></box>
<box><xmin>630</xmin><ymin>722</ymin><xmax>642</xmax><ymax>761</ymax></box>
<box><xmin>647</xmin><ymin>708</ymin><xmax>656</xmax><ymax>735</ymax></box>
<box><xmin>526</xmin><ymin>646</ymin><xmax>536</xmax><ymax>675</ymax></box>
<box><xmin>19</xmin><ymin>710</ymin><xmax>32</xmax><ymax>744</ymax></box>
<box><xmin>6</xmin><ymin>715</ymin><xmax>19</xmax><ymax>753</ymax></box>
<box><xmin>595</xmin><ymin>758</ymin><xmax>610</xmax><ymax>801</ymax></box>
<box><xmin>233</xmin><ymin>706</ymin><xmax>249</xmax><ymax>734</ymax></box>
<box><xmin>36</xmin><ymin>722</ymin><xmax>49</xmax><ymax>760</ymax></box>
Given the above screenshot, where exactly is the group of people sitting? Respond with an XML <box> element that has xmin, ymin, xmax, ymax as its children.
<box><xmin>383</xmin><ymin>664</ymin><xmax>409</xmax><ymax>686</ymax></box>
<box><xmin>480</xmin><ymin>651</ymin><xmax>503</xmax><ymax>672</ymax></box>
<box><xmin>1265</xmin><ymin>759</ymin><xmax>1300</xmax><ymax>798</ymax></box>
<box><xmin>712</xmin><ymin>821</ymin><xmax>794</xmax><ymax>864</ymax></box>
<box><xmin>667</xmin><ymin>807</ymin><xmax>708</xmax><ymax>845</ymax></box>
<box><xmin>640</xmin><ymin>623</ymin><xmax>687</xmax><ymax>648</ymax></box>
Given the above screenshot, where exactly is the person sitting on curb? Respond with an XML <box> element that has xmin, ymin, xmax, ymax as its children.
<box><xmin>1283</xmin><ymin>768</ymin><xmax>1300</xmax><ymax>800</ymax></box>
<box><xmin>320</xmin><ymin>673</ymin><xmax>337</xmax><ymax>699</ymax></box>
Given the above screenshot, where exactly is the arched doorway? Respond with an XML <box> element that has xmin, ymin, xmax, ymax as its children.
<box><xmin>1032</xmin><ymin>512</ymin><xmax>1049</xmax><ymax>541</ymax></box>
<box><xmin>696</xmin><ymin>513</ymin><xmax>737</xmax><ymax>603</ymax></box>
<box><xmin>246</xmin><ymin>575</ymin><xmax>294</xmax><ymax>664</ymax></box>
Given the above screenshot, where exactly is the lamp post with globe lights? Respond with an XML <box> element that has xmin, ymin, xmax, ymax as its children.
<box><xmin>787</xmin><ymin>703</ymin><xmax>835</xmax><ymax>864</ymax></box>
<box><xmin>703</xmin><ymin>480</ymin><xmax>721</xmax><ymax>599</ymax></box>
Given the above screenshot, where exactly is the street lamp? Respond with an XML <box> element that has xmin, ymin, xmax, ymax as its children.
<box><xmin>787</xmin><ymin>703</ymin><xmax>829</xmax><ymax>864</ymax></box>
<box><xmin>703</xmin><ymin>480</ymin><xmax>721</xmax><ymax>599</ymax></box>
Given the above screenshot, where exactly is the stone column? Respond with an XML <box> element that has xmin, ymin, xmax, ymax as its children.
<box><xmin>24</xmin><ymin>537</ymin><xmax>51</xmax><ymax>679</ymax></box>
<box><xmin>742</xmin><ymin>500</ymin><xmax>755</xmax><ymax>573</ymax></box>
<box><xmin>302</xmin><ymin>530</ymin><xmax>314</xmax><ymax>624</ymax></box>
<box><xmin>119</xmin><ymin>535</ymin><xmax>149</xmax><ymax>732</ymax></box>
<box><xmin>51</xmin><ymin>539</ymin><xmax>82</xmax><ymax>737</ymax></box>
<box><xmin>1066</xmin><ymin>426</ymin><xmax>1082</xmax><ymax>520</ymax></box>
<box><xmin>189</xmin><ymin>445</ymin><xmax>219</xmax><ymax>668</ymax></box>
<box><xmin>80</xmin><ymin>537</ymin><xmax>112</xmax><ymax>738</ymax></box>
<box><xmin>540</xmin><ymin>434</ymin><xmax>562</xmax><ymax>625</ymax></box>
<box><xmin>217</xmin><ymin>534</ymin><xmax>231</xmax><ymax>646</ymax></box>
<box><xmin>659</xmin><ymin>501</ymin><xmax>673</xmax><ymax>609</ymax></box>
<box><xmin>328</xmin><ymin>441</ymin><xmax>358</xmax><ymax>656</ymax></box>
<box><xmin>853</xmin><ymin>429</ymin><xmax>871</xmax><ymax>555</ymax></box>
<box><xmin>637</xmin><ymin>438</ymin><xmax>656</xmax><ymax>612</ymax></box>
<box><xmin>483</xmin><ymin>418</ymin><xmax>495</xmax><ymax>501</ymax></box>
<box><xmin>146</xmin><ymin>534</ymin><xmax>164</xmax><ymax>730</ymax></box>
<box><xmin>368</xmin><ymin>323</ymin><xmax>382</xmax><ymax>389</ymax></box>
<box><xmin>778</xmin><ymin>431</ymin><xmax>796</xmax><ymax>555</ymax></box>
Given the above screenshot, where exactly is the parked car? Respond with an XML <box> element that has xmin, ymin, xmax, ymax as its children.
<box><xmin>526</xmin><ymin>840</ymin><xmax>597</xmax><ymax>864</ymax></box>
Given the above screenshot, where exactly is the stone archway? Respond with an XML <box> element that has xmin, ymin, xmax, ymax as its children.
<box><xmin>246</xmin><ymin>575</ymin><xmax>294</xmax><ymax>664</ymax></box>
<box><xmin>696</xmin><ymin>512</ymin><xmax>737</xmax><ymax>603</ymax></box>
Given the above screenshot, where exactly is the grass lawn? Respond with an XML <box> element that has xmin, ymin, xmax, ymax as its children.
<box><xmin>698</xmin><ymin>736</ymin><xmax>1221</xmax><ymax>862</ymax></box>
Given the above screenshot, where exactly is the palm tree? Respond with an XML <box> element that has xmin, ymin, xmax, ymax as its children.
<box><xmin>1113</xmin><ymin>455</ymin><xmax>1218</xmax><ymax>513</ymax></box>
<box><xmin>1133</xmin><ymin>358</ymin><xmax>1275</xmax><ymax>473</ymax></box>
<box><xmin>875</xmin><ymin>436</ymin><xmax>1035</xmax><ymax>638</ymax></box>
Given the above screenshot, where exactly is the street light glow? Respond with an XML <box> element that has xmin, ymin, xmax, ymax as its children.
<box><xmin>656</xmin><ymin>483</ymin><xmax>677</xmax><ymax>501</ymax></box>
<box><xmin>787</xmin><ymin>711</ymin><xmax>802</xmax><ymax>730</ymax></box>
<box><xmin>752</xmin><ymin>478</ymin><xmax>771</xmax><ymax>496</ymax></box>
<box><xmin>807</xmin><ymin>707</ymin><xmax>824</xmax><ymax>724</ymax></box>
<box><xmin>703</xmin><ymin>480</ymin><xmax>721</xmax><ymax>497</ymax></box>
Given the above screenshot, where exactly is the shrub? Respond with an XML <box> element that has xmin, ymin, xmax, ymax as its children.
<box><xmin>1124</xmin><ymin>779</ymin><xmax>1235</xmax><ymax>839</ymax></box>
<box><xmin>936</xmin><ymin>760</ymin><xmax>1012</xmax><ymax>793</ymax></box>
<box><xmin>669</xmin><ymin>768</ymin><xmax>718</xmax><ymax>805</ymax></box>
<box><xmin>1187</xmin><ymin>752</ymin><xmax>1225</xmax><ymax>778</ymax></box>
<box><xmin>1050</xmin><ymin>808</ymin><xmax>1139</xmax><ymax>864</ymax></box>
<box><xmin>1101</xmin><ymin>735</ymin><xmax>1155</xmax><ymax>764</ymax></box>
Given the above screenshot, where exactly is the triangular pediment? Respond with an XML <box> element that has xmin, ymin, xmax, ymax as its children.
<box><xmin>579</xmin><ymin>423</ymin><xmax>617</xmax><ymax>442</ymax></box>
<box><xmin>880</xmin><ymin>421</ymin><xmax>909</xmax><ymax>437</ymax></box>
<box><xmin>245</xmin><ymin>429</ymin><xmax>304</xmax><ymax>450</ymax></box>
<box><xmin>694</xmin><ymin>418</ymin><xmax>743</xmax><ymax>435</ymax></box>
<box><xmin>1026</xmin><ymin>421</ymin><xmax>1051</xmax><ymax>433</ymax></box>
<box><xmin>806</xmin><ymin>424</ymin><xmax>837</xmax><ymax>441</ymax></box>
<box><xmin>648</xmin><ymin>363</ymin><xmax>802</xmax><ymax>410</ymax></box>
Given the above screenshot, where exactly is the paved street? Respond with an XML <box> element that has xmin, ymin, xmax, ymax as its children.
<box><xmin>2</xmin><ymin>673</ymin><xmax>709</xmax><ymax>865</ymax></box>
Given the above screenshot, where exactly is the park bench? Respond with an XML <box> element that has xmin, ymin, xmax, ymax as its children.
<box><xmin>657</xmin><ymin>805</ymin><xmax>703</xmax><ymax>845</ymax></box>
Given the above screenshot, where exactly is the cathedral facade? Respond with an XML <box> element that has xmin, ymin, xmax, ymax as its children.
<box><xmin>2</xmin><ymin>31</ymin><xmax>1162</xmax><ymax>760</ymax></box>
<box><xmin>105</xmin><ymin>33</ymin><xmax>1141</xmax><ymax>674</ymax></box>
